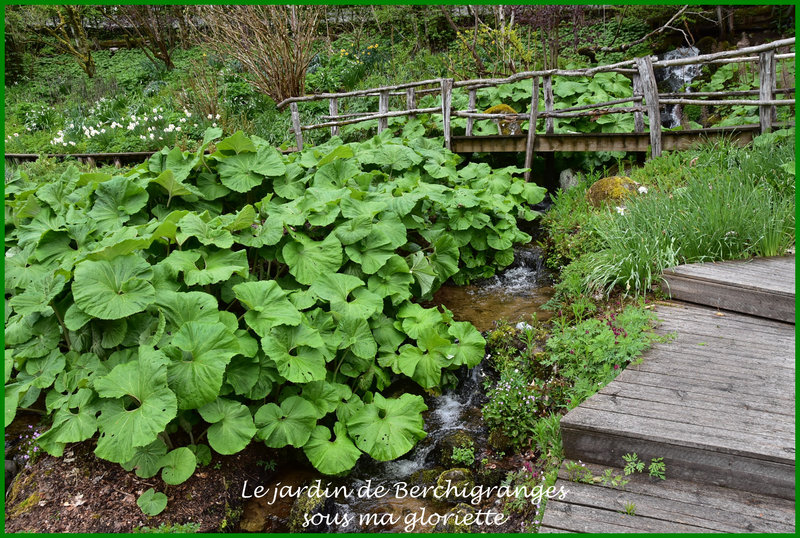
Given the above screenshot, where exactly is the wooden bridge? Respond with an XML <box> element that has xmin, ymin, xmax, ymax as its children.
<box><xmin>540</xmin><ymin>256</ymin><xmax>795</xmax><ymax>532</ymax></box>
<box><xmin>5</xmin><ymin>38</ymin><xmax>794</xmax><ymax>173</ymax></box>
<box><xmin>278</xmin><ymin>37</ymin><xmax>794</xmax><ymax>180</ymax></box>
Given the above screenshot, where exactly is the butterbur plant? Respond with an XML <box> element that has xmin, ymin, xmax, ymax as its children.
<box><xmin>4</xmin><ymin>128</ymin><xmax>545</xmax><ymax>513</ymax></box>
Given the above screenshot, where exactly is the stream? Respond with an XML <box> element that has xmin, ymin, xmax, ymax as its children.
<box><xmin>239</xmin><ymin>245</ymin><xmax>554</xmax><ymax>532</ymax></box>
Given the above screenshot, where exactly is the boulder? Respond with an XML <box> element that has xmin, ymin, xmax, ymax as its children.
<box><xmin>585</xmin><ymin>176</ymin><xmax>638</xmax><ymax>208</ymax></box>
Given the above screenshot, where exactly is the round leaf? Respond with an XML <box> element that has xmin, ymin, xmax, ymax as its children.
<box><xmin>72</xmin><ymin>255</ymin><xmax>155</xmax><ymax>320</ymax></box>
<box><xmin>137</xmin><ymin>488</ymin><xmax>168</xmax><ymax>516</ymax></box>
<box><xmin>198</xmin><ymin>397</ymin><xmax>257</xmax><ymax>455</ymax></box>
<box><xmin>345</xmin><ymin>393</ymin><xmax>427</xmax><ymax>461</ymax></box>
<box><xmin>160</xmin><ymin>447</ymin><xmax>197</xmax><ymax>485</ymax></box>
<box><xmin>254</xmin><ymin>395</ymin><xmax>317</xmax><ymax>448</ymax></box>
<box><xmin>303</xmin><ymin>423</ymin><xmax>362</xmax><ymax>475</ymax></box>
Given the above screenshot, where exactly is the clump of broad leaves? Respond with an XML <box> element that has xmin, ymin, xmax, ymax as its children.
<box><xmin>4</xmin><ymin>126</ymin><xmax>545</xmax><ymax>504</ymax></box>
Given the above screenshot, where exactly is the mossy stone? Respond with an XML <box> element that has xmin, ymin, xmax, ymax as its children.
<box><xmin>435</xmin><ymin>430</ymin><xmax>475</xmax><ymax>468</ymax></box>
<box><xmin>436</xmin><ymin>468</ymin><xmax>474</xmax><ymax>502</ymax></box>
<box><xmin>8</xmin><ymin>491</ymin><xmax>41</xmax><ymax>518</ymax></box>
<box><xmin>487</xmin><ymin>428</ymin><xmax>512</xmax><ymax>452</ymax></box>
<box><xmin>433</xmin><ymin>503</ymin><xmax>477</xmax><ymax>533</ymax></box>
<box><xmin>287</xmin><ymin>484</ymin><xmax>333</xmax><ymax>533</ymax></box>
<box><xmin>585</xmin><ymin>176</ymin><xmax>638</xmax><ymax>208</ymax></box>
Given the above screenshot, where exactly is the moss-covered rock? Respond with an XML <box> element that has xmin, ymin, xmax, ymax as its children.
<box><xmin>433</xmin><ymin>503</ymin><xmax>477</xmax><ymax>533</ymax></box>
<box><xmin>487</xmin><ymin>428</ymin><xmax>512</xmax><ymax>452</ymax></box>
<box><xmin>434</xmin><ymin>430</ymin><xmax>476</xmax><ymax>468</ymax></box>
<box><xmin>436</xmin><ymin>468</ymin><xmax>474</xmax><ymax>503</ymax></box>
<box><xmin>8</xmin><ymin>491</ymin><xmax>41</xmax><ymax>518</ymax></box>
<box><xmin>585</xmin><ymin>176</ymin><xmax>638</xmax><ymax>208</ymax></box>
<box><xmin>287</xmin><ymin>483</ymin><xmax>334</xmax><ymax>533</ymax></box>
<box><xmin>484</xmin><ymin>104</ymin><xmax>521</xmax><ymax>135</ymax></box>
<box><xmin>409</xmin><ymin>467</ymin><xmax>444</xmax><ymax>491</ymax></box>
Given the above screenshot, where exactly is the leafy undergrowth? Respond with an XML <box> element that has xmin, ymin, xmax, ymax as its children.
<box><xmin>541</xmin><ymin>129</ymin><xmax>795</xmax><ymax>301</ymax></box>
<box><xmin>4</xmin><ymin>127</ymin><xmax>546</xmax><ymax>516</ymax></box>
<box><xmin>479</xmin><ymin>298</ymin><xmax>664</xmax><ymax>525</ymax></box>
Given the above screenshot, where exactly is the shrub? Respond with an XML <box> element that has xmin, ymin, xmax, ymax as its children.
<box><xmin>5</xmin><ymin>130</ymin><xmax>546</xmax><ymax>513</ymax></box>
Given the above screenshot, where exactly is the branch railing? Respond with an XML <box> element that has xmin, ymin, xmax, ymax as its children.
<box><xmin>278</xmin><ymin>38</ymin><xmax>795</xmax><ymax>170</ymax></box>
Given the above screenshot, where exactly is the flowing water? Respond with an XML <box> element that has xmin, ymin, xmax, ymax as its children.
<box><xmin>428</xmin><ymin>245</ymin><xmax>554</xmax><ymax>332</ymax></box>
<box><xmin>239</xmin><ymin>245</ymin><xmax>553</xmax><ymax>532</ymax></box>
<box><xmin>656</xmin><ymin>46</ymin><xmax>702</xmax><ymax>128</ymax></box>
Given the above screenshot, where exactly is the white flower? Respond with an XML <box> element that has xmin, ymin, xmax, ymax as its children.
<box><xmin>215</xmin><ymin>114</ymin><xmax>220</xmax><ymax>120</ymax></box>
<box><xmin>159</xmin><ymin>136</ymin><xmax>163</xmax><ymax>140</ymax></box>
<box><xmin>69</xmin><ymin>141</ymin><xmax>76</xmax><ymax>146</ymax></box>
<box><xmin>193</xmin><ymin>123</ymin><xmax>198</xmax><ymax>128</ymax></box>
<box><xmin>158</xmin><ymin>115</ymin><xmax>163</xmax><ymax>120</ymax></box>
<box><xmin>13</xmin><ymin>133</ymin><xmax>19</xmax><ymax>137</ymax></box>
<box><xmin>179</xmin><ymin>117</ymin><xmax>186</xmax><ymax>123</ymax></box>
<box><xmin>615</xmin><ymin>206</ymin><xmax>626</xmax><ymax>216</ymax></box>
<box><xmin>638</xmin><ymin>186</ymin><xmax>648</xmax><ymax>194</ymax></box>
<box><xmin>159</xmin><ymin>107</ymin><xmax>164</xmax><ymax>112</ymax></box>
<box><xmin>212</xmin><ymin>122</ymin><xmax>217</xmax><ymax>127</ymax></box>
<box><xmin>100</xmin><ymin>128</ymin><xmax>106</xmax><ymax>133</ymax></box>
<box><xmin>152</xmin><ymin>107</ymin><xmax>158</xmax><ymax>114</ymax></box>
<box><xmin>175</xmin><ymin>126</ymin><xmax>181</xmax><ymax>132</ymax></box>
<box><xmin>207</xmin><ymin>114</ymin><xmax>213</xmax><ymax>120</ymax></box>
<box><xmin>185</xmin><ymin>111</ymin><xmax>192</xmax><ymax>118</ymax></box>
<box><xmin>149</xmin><ymin>133</ymin><xmax>155</xmax><ymax>139</ymax></box>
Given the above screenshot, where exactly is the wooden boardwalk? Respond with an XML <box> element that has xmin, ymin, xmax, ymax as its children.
<box><xmin>541</xmin><ymin>256</ymin><xmax>795</xmax><ymax>532</ymax></box>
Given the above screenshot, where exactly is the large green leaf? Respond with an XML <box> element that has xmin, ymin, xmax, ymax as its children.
<box><xmin>160</xmin><ymin>447</ymin><xmax>197</xmax><ymax>485</ymax></box>
<box><xmin>184</xmin><ymin>248</ymin><xmax>249</xmax><ymax>286</ymax></box>
<box><xmin>254</xmin><ymin>395</ymin><xmax>317</xmax><ymax>448</ymax></box>
<box><xmin>177</xmin><ymin>211</ymin><xmax>235</xmax><ymax>249</ymax></box>
<box><xmin>94</xmin><ymin>355</ymin><xmax>178</xmax><ymax>463</ymax></box>
<box><xmin>282</xmin><ymin>233</ymin><xmax>342</xmax><ymax>286</ymax></box>
<box><xmin>156</xmin><ymin>290</ymin><xmax>221</xmax><ymax>328</ymax></box>
<box><xmin>309</xmin><ymin>273</ymin><xmax>381</xmax><ymax>322</ymax></box>
<box><xmin>137</xmin><ymin>488</ymin><xmax>168</xmax><ymax>516</ymax></box>
<box><xmin>198</xmin><ymin>397</ymin><xmax>257</xmax><ymax>455</ymax></box>
<box><xmin>233</xmin><ymin>281</ymin><xmax>301</xmax><ymax>337</ymax></box>
<box><xmin>261</xmin><ymin>323</ymin><xmax>327</xmax><ymax>384</ymax></box>
<box><xmin>345</xmin><ymin>393</ymin><xmax>427</xmax><ymax>461</ymax></box>
<box><xmin>88</xmin><ymin>175</ymin><xmax>149</xmax><ymax>231</ymax></box>
<box><xmin>121</xmin><ymin>438</ymin><xmax>168</xmax><ymax>478</ymax></box>
<box><xmin>72</xmin><ymin>255</ymin><xmax>155</xmax><ymax>320</ymax></box>
<box><xmin>395</xmin><ymin>344</ymin><xmax>446</xmax><ymax>388</ymax></box>
<box><xmin>166</xmin><ymin>321</ymin><xmax>239</xmax><ymax>409</ymax></box>
<box><xmin>447</xmin><ymin>321</ymin><xmax>486</xmax><ymax>367</ymax></box>
<box><xmin>9</xmin><ymin>272</ymin><xmax>65</xmax><ymax>316</ymax></box>
<box><xmin>300</xmin><ymin>380</ymin><xmax>352</xmax><ymax>419</ymax></box>
<box><xmin>303</xmin><ymin>423</ymin><xmax>362</xmax><ymax>475</ymax></box>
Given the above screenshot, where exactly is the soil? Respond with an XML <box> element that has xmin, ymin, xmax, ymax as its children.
<box><xmin>4</xmin><ymin>416</ymin><xmax>283</xmax><ymax>533</ymax></box>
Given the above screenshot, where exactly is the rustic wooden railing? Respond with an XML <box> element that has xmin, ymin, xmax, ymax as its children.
<box><xmin>277</xmin><ymin>37</ymin><xmax>795</xmax><ymax>179</ymax></box>
<box><xmin>6</xmin><ymin>38</ymin><xmax>794</xmax><ymax>172</ymax></box>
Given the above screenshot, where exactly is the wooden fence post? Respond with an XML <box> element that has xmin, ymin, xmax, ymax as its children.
<box><xmin>378</xmin><ymin>91</ymin><xmax>389</xmax><ymax>133</ymax></box>
<box><xmin>635</xmin><ymin>56</ymin><xmax>662</xmax><ymax>158</ymax></box>
<box><xmin>441</xmin><ymin>78</ymin><xmax>453</xmax><ymax>151</ymax></box>
<box><xmin>329</xmin><ymin>98</ymin><xmax>340</xmax><ymax>137</ymax></box>
<box><xmin>759</xmin><ymin>50</ymin><xmax>776</xmax><ymax>134</ymax></box>
<box><xmin>543</xmin><ymin>75</ymin><xmax>554</xmax><ymax>134</ymax></box>
<box><xmin>290</xmin><ymin>102</ymin><xmax>304</xmax><ymax>151</ymax></box>
<box><xmin>524</xmin><ymin>76</ymin><xmax>540</xmax><ymax>182</ymax></box>
<box><xmin>632</xmin><ymin>73</ymin><xmax>645</xmax><ymax>133</ymax></box>
<box><xmin>406</xmin><ymin>88</ymin><xmax>417</xmax><ymax>120</ymax></box>
<box><xmin>466</xmin><ymin>88</ymin><xmax>477</xmax><ymax>137</ymax></box>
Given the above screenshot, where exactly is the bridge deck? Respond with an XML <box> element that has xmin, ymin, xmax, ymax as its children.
<box><xmin>451</xmin><ymin>124</ymin><xmax>760</xmax><ymax>153</ymax></box>
<box><xmin>541</xmin><ymin>256</ymin><xmax>795</xmax><ymax>532</ymax></box>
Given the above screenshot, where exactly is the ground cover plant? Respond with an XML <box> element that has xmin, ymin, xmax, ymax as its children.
<box><xmin>4</xmin><ymin>127</ymin><xmax>546</xmax><ymax>515</ymax></box>
<box><xmin>541</xmin><ymin>129</ymin><xmax>795</xmax><ymax>298</ymax></box>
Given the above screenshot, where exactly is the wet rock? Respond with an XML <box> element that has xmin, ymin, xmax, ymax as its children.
<box><xmin>433</xmin><ymin>503</ymin><xmax>477</xmax><ymax>533</ymax></box>
<box><xmin>6</xmin><ymin>459</ymin><xmax>18</xmax><ymax>489</ymax></box>
<box><xmin>288</xmin><ymin>482</ymin><xmax>335</xmax><ymax>533</ymax></box>
<box><xmin>408</xmin><ymin>467</ymin><xmax>444</xmax><ymax>490</ymax></box>
<box><xmin>585</xmin><ymin>176</ymin><xmax>638</xmax><ymax>208</ymax></box>
<box><xmin>475</xmin><ymin>465</ymin><xmax>506</xmax><ymax>488</ymax></box>
<box><xmin>487</xmin><ymin>429</ymin><xmax>512</xmax><ymax>452</ymax></box>
<box><xmin>559</xmin><ymin>168</ymin><xmax>579</xmax><ymax>191</ymax></box>
<box><xmin>433</xmin><ymin>430</ymin><xmax>476</xmax><ymax>468</ymax></box>
<box><xmin>436</xmin><ymin>468</ymin><xmax>474</xmax><ymax>503</ymax></box>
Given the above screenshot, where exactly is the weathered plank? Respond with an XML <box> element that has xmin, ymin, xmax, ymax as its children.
<box><xmin>290</xmin><ymin>102</ymin><xmax>304</xmax><ymax>152</ymax></box>
<box><xmin>328</xmin><ymin>98</ymin><xmax>339</xmax><ymax>137</ymax></box>
<box><xmin>759</xmin><ymin>50</ymin><xmax>777</xmax><ymax>133</ymax></box>
<box><xmin>441</xmin><ymin>78</ymin><xmax>453</xmax><ymax>151</ymax></box>
<box><xmin>543</xmin><ymin>75</ymin><xmax>554</xmax><ymax>134</ymax></box>
<box><xmin>523</xmin><ymin>76</ymin><xmax>539</xmax><ymax>182</ymax></box>
<box><xmin>561</xmin><ymin>422</ymin><xmax>794</xmax><ymax>499</ymax></box>
<box><xmin>377</xmin><ymin>90</ymin><xmax>389</xmax><ymax>133</ymax></box>
<box><xmin>661</xmin><ymin>257</ymin><xmax>795</xmax><ymax>323</ymax></box>
<box><xmin>635</xmin><ymin>55</ymin><xmax>662</xmax><ymax>158</ymax></box>
<box><xmin>541</xmin><ymin>461</ymin><xmax>795</xmax><ymax>533</ymax></box>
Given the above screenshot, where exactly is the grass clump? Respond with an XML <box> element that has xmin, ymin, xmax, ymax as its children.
<box><xmin>544</xmin><ymin>130</ymin><xmax>795</xmax><ymax>299</ymax></box>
